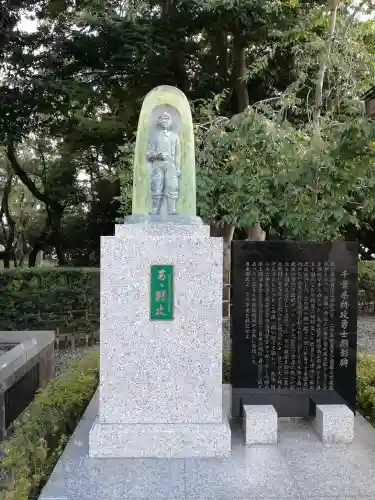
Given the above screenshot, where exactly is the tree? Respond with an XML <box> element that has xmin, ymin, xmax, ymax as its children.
<box><xmin>195</xmin><ymin>99</ymin><xmax>375</xmax><ymax>238</ymax></box>
<box><xmin>0</xmin><ymin>0</ymin><xmax>161</xmax><ymax>266</ymax></box>
<box><xmin>0</xmin><ymin>150</ymin><xmax>44</xmax><ymax>267</ymax></box>
<box><xmin>2</xmin><ymin>0</ymin><xmax>375</xmax><ymax>267</ymax></box>
<box><xmin>61</xmin><ymin>177</ymin><xmax>121</xmax><ymax>266</ymax></box>
<box><xmin>193</xmin><ymin>0</ymin><xmax>375</xmax><ymax>242</ymax></box>
<box><xmin>2</xmin><ymin>137</ymin><xmax>81</xmax><ymax>266</ymax></box>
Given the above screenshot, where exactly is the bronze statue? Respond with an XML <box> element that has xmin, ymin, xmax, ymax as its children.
<box><xmin>146</xmin><ymin>112</ymin><xmax>181</xmax><ymax>215</ymax></box>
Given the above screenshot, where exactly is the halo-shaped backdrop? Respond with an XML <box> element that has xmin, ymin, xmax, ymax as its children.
<box><xmin>131</xmin><ymin>85</ymin><xmax>196</xmax><ymax>216</ymax></box>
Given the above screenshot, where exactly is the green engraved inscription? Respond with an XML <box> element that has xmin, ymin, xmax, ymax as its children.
<box><xmin>150</xmin><ymin>265</ymin><xmax>174</xmax><ymax>320</ymax></box>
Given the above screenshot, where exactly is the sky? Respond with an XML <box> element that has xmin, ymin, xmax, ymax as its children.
<box><xmin>18</xmin><ymin>15</ymin><xmax>38</xmax><ymax>33</ymax></box>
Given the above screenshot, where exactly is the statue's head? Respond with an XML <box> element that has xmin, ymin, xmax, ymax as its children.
<box><xmin>157</xmin><ymin>112</ymin><xmax>172</xmax><ymax>130</ymax></box>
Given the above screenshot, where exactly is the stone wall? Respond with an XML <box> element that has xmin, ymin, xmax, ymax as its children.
<box><xmin>0</xmin><ymin>330</ymin><xmax>55</xmax><ymax>437</ymax></box>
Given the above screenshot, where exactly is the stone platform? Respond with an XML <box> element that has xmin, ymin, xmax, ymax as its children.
<box><xmin>39</xmin><ymin>386</ymin><xmax>375</xmax><ymax>500</ymax></box>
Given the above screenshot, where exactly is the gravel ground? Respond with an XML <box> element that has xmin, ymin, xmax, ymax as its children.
<box><xmin>54</xmin><ymin>343</ymin><xmax>99</xmax><ymax>377</ymax></box>
<box><xmin>358</xmin><ymin>315</ymin><xmax>375</xmax><ymax>354</ymax></box>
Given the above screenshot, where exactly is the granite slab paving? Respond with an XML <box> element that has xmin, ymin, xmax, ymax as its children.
<box><xmin>39</xmin><ymin>386</ymin><xmax>375</xmax><ymax>500</ymax></box>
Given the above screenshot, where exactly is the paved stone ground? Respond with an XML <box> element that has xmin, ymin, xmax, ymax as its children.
<box><xmin>39</xmin><ymin>386</ymin><xmax>375</xmax><ymax>500</ymax></box>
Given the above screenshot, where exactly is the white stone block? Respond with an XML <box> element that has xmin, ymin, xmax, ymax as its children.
<box><xmin>115</xmin><ymin>223</ymin><xmax>210</xmax><ymax>239</ymax></box>
<box><xmin>313</xmin><ymin>404</ymin><xmax>354</xmax><ymax>444</ymax></box>
<box><xmin>89</xmin><ymin>418</ymin><xmax>231</xmax><ymax>458</ymax></box>
<box><xmin>242</xmin><ymin>405</ymin><xmax>278</xmax><ymax>445</ymax></box>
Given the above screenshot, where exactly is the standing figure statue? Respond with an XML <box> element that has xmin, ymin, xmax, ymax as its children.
<box><xmin>146</xmin><ymin>112</ymin><xmax>181</xmax><ymax>215</ymax></box>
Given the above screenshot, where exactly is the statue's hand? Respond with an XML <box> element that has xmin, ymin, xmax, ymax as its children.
<box><xmin>159</xmin><ymin>152</ymin><xmax>168</xmax><ymax>160</ymax></box>
<box><xmin>177</xmin><ymin>169</ymin><xmax>181</xmax><ymax>178</ymax></box>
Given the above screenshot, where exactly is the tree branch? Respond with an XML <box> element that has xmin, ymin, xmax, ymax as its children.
<box><xmin>37</xmin><ymin>141</ymin><xmax>48</xmax><ymax>186</ymax></box>
<box><xmin>6</xmin><ymin>143</ymin><xmax>61</xmax><ymax>211</ymax></box>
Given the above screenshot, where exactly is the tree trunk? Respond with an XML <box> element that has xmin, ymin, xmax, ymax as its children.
<box><xmin>29</xmin><ymin>207</ymin><xmax>66</xmax><ymax>267</ymax></box>
<box><xmin>210</xmin><ymin>223</ymin><xmax>235</xmax><ymax>313</ymax></box>
<box><xmin>1</xmin><ymin>171</ymin><xmax>16</xmax><ymax>268</ymax></box>
<box><xmin>232</xmin><ymin>28</ymin><xmax>265</xmax><ymax>240</ymax></box>
<box><xmin>3</xmin><ymin>227</ymin><xmax>15</xmax><ymax>268</ymax></box>
<box><xmin>231</xmin><ymin>25</ymin><xmax>266</xmax><ymax>240</ymax></box>
<box><xmin>210</xmin><ymin>222</ymin><xmax>235</xmax><ymax>250</ymax></box>
<box><xmin>218</xmin><ymin>31</ymin><xmax>229</xmax><ymax>80</ymax></box>
<box><xmin>13</xmin><ymin>250</ymin><xmax>19</xmax><ymax>267</ymax></box>
<box><xmin>246</xmin><ymin>223</ymin><xmax>266</xmax><ymax>241</ymax></box>
<box><xmin>161</xmin><ymin>0</ymin><xmax>175</xmax><ymax>14</ymax></box>
<box><xmin>3</xmin><ymin>251</ymin><xmax>11</xmax><ymax>269</ymax></box>
<box><xmin>232</xmin><ymin>26</ymin><xmax>249</xmax><ymax>114</ymax></box>
<box><xmin>313</xmin><ymin>0</ymin><xmax>339</xmax><ymax>125</ymax></box>
<box><xmin>160</xmin><ymin>0</ymin><xmax>189</xmax><ymax>93</ymax></box>
<box><xmin>28</xmin><ymin>216</ymin><xmax>52</xmax><ymax>267</ymax></box>
<box><xmin>49</xmin><ymin>207</ymin><xmax>66</xmax><ymax>266</ymax></box>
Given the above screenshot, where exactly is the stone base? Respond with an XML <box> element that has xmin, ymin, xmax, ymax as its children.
<box><xmin>123</xmin><ymin>214</ymin><xmax>203</xmax><ymax>225</ymax></box>
<box><xmin>313</xmin><ymin>404</ymin><xmax>354</xmax><ymax>444</ymax></box>
<box><xmin>89</xmin><ymin>417</ymin><xmax>231</xmax><ymax>458</ymax></box>
<box><xmin>242</xmin><ymin>405</ymin><xmax>278</xmax><ymax>445</ymax></box>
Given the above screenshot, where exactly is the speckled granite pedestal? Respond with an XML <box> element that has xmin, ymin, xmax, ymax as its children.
<box><xmin>89</xmin><ymin>221</ymin><xmax>231</xmax><ymax>458</ymax></box>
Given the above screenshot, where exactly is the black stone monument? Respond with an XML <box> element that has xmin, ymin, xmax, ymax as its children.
<box><xmin>231</xmin><ymin>241</ymin><xmax>357</xmax><ymax>418</ymax></box>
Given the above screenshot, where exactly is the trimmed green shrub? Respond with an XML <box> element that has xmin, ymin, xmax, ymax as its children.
<box><xmin>223</xmin><ymin>352</ymin><xmax>231</xmax><ymax>384</ymax></box>
<box><xmin>358</xmin><ymin>261</ymin><xmax>375</xmax><ymax>313</ymax></box>
<box><xmin>1</xmin><ymin>349</ymin><xmax>99</xmax><ymax>500</ymax></box>
<box><xmin>358</xmin><ymin>261</ymin><xmax>375</xmax><ymax>291</ymax></box>
<box><xmin>0</xmin><ymin>267</ymin><xmax>99</xmax><ymax>334</ymax></box>
<box><xmin>357</xmin><ymin>353</ymin><xmax>375</xmax><ymax>426</ymax></box>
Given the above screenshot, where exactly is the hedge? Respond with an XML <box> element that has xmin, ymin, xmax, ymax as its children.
<box><xmin>357</xmin><ymin>353</ymin><xmax>375</xmax><ymax>426</ymax></box>
<box><xmin>0</xmin><ymin>267</ymin><xmax>100</xmax><ymax>334</ymax></box>
<box><xmin>0</xmin><ymin>349</ymin><xmax>99</xmax><ymax>500</ymax></box>
<box><xmin>358</xmin><ymin>261</ymin><xmax>375</xmax><ymax>290</ymax></box>
<box><xmin>358</xmin><ymin>261</ymin><xmax>375</xmax><ymax>313</ymax></box>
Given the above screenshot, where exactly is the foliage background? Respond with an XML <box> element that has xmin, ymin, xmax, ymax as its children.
<box><xmin>0</xmin><ymin>268</ymin><xmax>99</xmax><ymax>332</ymax></box>
<box><xmin>0</xmin><ymin>0</ymin><xmax>375</xmax><ymax>265</ymax></box>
